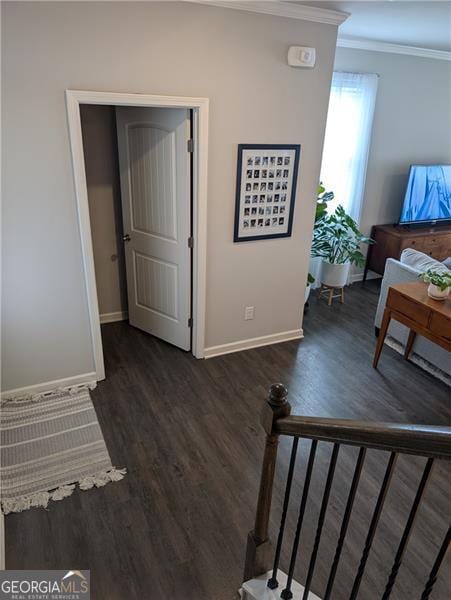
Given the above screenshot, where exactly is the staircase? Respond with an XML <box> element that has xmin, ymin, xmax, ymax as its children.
<box><xmin>241</xmin><ymin>384</ymin><xmax>451</xmax><ymax>600</ymax></box>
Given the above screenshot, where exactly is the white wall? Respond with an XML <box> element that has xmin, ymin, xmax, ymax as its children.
<box><xmin>2</xmin><ymin>1</ymin><xmax>338</xmax><ymax>391</ymax></box>
<box><xmin>334</xmin><ymin>47</ymin><xmax>451</xmax><ymax>247</ymax></box>
<box><xmin>80</xmin><ymin>104</ymin><xmax>127</xmax><ymax>317</ymax></box>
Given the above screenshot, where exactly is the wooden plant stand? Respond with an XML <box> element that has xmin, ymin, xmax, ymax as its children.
<box><xmin>318</xmin><ymin>284</ymin><xmax>345</xmax><ymax>306</ymax></box>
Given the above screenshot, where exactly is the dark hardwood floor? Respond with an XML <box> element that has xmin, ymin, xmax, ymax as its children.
<box><xmin>6</xmin><ymin>280</ymin><xmax>450</xmax><ymax>599</ymax></box>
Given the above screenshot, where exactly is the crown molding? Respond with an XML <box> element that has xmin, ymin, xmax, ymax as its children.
<box><xmin>188</xmin><ymin>1</ymin><xmax>349</xmax><ymax>26</ymax></box>
<box><xmin>337</xmin><ymin>37</ymin><xmax>451</xmax><ymax>62</ymax></box>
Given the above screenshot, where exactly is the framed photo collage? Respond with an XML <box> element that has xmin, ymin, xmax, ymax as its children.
<box><xmin>234</xmin><ymin>144</ymin><xmax>301</xmax><ymax>242</ymax></box>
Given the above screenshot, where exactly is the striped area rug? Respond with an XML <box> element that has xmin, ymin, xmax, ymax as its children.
<box><xmin>1</xmin><ymin>387</ymin><xmax>126</xmax><ymax>514</ymax></box>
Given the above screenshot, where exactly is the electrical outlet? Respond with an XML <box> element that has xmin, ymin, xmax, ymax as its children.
<box><xmin>244</xmin><ymin>306</ymin><xmax>255</xmax><ymax>320</ymax></box>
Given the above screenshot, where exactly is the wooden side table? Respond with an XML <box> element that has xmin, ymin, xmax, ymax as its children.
<box><xmin>373</xmin><ymin>282</ymin><xmax>451</xmax><ymax>368</ymax></box>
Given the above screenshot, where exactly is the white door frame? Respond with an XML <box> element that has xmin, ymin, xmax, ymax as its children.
<box><xmin>66</xmin><ymin>90</ymin><xmax>209</xmax><ymax>380</ymax></box>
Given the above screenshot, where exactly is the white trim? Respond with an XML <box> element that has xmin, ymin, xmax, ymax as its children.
<box><xmin>99</xmin><ymin>310</ymin><xmax>128</xmax><ymax>324</ymax></box>
<box><xmin>1</xmin><ymin>372</ymin><xmax>97</xmax><ymax>400</ymax></box>
<box><xmin>350</xmin><ymin>270</ymin><xmax>381</xmax><ymax>284</ymax></box>
<box><xmin>189</xmin><ymin>1</ymin><xmax>349</xmax><ymax>25</ymax></box>
<box><xmin>204</xmin><ymin>329</ymin><xmax>303</xmax><ymax>359</ymax></box>
<box><xmin>191</xmin><ymin>104</ymin><xmax>209</xmax><ymax>359</ymax></box>
<box><xmin>337</xmin><ymin>37</ymin><xmax>451</xmax><ymax>62</ymax></box>
<box><xmin>66</xmin><ymin>90</ymin><xmax>209</xmax><ymax>380</ymax></box>
<box><xmin>66</xmin><ymin>92</ymin><xmax>105</xmax><ymax>381</ymax></box>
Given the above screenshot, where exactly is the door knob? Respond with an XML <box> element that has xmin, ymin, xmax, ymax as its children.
<box><xmin>122</xmin><ymin>234</ymin><xmax>131</xmax><ymax>242</ymax></box>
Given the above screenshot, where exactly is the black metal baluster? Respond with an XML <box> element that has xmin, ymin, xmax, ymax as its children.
<box><xmin>267</xmin><ymin>437</ymin><xmax>299</xmax><ymax>589</ymax></box>
<box><xmin>281</xmin><ymin>439</ymin><xmax>318</xmax><ymax>600</ymax></box>
<box><xmin>382</xmin><ymin>458</ymin><xmax>434</xmax><ymax>600</ymax></box>
<box><xmin>420</xmin><ymin>525</ymin><xmax>451</xmax><ymax>600</ymax></box>
<box><xmin>349</xmin><ymin>451</ymin><xmax>398</xmax><ymax>600</ymax></box>
<box><xmin>302</xmin><ymin>443</ymin><xmax>340</xmax><ymax>600</ymax></box>
<box><xmin>324</xmin><ymin>447</ymin><xmax>366</xmax><ymax>600</ymax></box>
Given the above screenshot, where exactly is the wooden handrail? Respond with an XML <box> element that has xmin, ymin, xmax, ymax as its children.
<box><xmin>243</xmin><ymin>383</ymin><xmax>451</xmax><ymax>585</ymax></box>
<box><xmin>243</xmin><ymin>383</ymin><xmax>291</xmax><ymax>581</ymax></box>
<box><xmin>274</xmin><ymin>416</ymin><xmax>451</xmax><ymax>459</ymax></box>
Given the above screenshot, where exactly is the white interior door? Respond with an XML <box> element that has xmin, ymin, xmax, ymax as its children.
<box><xmin>116</xmin><ymin>106</ymin><xmax>191</xmax><ymax>351</ymax></box>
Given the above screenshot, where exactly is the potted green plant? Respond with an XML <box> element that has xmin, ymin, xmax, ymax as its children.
<box><xmin>311</xmin><ymin>205</ymin><xmax>374</xmax><ymax>288</ymax></box>
<box><xmin>420</xmin><ymin>269</ymin><xmax>451</xmax><ymax>300</ymax></box>
<box><xmin>308</xmin><ymin>183</ymin><xmax>335</xmax><ymax>290</ymax></box>
<box><xmin>315</xmin><ymin>182</ymin><xmax>334</xmax><ymax>222</ymax></box>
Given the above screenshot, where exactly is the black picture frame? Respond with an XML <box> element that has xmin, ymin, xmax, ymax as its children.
<box><xmin>233</xmin><ymin>143</ymin><xmax>301</xmax><ymax>243</ymax></box>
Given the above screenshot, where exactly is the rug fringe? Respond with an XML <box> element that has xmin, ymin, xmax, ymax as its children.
<box><xmin>1</xmin><ymin>467</ymin><xmax>126</xmax><ymax>515</ymax></box>
<box><xmin>79</xmin><ymin>467</ymin><xmax>127</xmax><ymax>490</ymax></box>
<box><xmin>1</xmin><ymin>382</ymin><xmax>97</xmax><ymax>405</ymax></box>
<box><xmin>384</xmin><ymin>336</ymin><xmax>451</xmax><ymax>387</ymax></box>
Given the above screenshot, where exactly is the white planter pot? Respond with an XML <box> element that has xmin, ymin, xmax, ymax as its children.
<box><xmin>321</xmin><ymin>261</ymin><xmax>351</xmax><ymax>288</ymax></box>
<box><xmin>427</xmin><ymin>283</ymin><xmax>450</xmax><ymax>301</ymax></box>
<box><xmin>304</xmin><ymin>284</ymin><xmax>311</xmax><ymax>304</ymax></box>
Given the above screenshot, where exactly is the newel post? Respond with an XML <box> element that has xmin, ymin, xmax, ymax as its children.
<box><xmin>243</xmin><ymin>383</ymin><xmax>291</xmax><ymax>582</ymax></box>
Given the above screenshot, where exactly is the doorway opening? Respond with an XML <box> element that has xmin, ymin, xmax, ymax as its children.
<box><xmin>66</xmin><ymin>91</ymin><xmax>209</xmax><ymax>381</ymax></box>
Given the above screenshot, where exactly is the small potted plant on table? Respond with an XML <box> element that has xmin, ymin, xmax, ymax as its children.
<box><xmin>420</xmin><ymin>269</ymin><xmax>451</xmax><ymax>300</ymax></box>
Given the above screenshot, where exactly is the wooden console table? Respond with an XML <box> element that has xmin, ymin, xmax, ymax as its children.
<box><xmin>364</xmin><ymin>224</ymin><xmax>451</xmax><ymax>282</ymax></box>
<box><xmin>373</xmin><ymin>281</ymin><xmax>451</xmax><ymax>368</ymax></box>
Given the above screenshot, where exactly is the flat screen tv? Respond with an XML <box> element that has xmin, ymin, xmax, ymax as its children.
<box><xmin>399</xmin><ymin>165</ymin><xmax>451</xmax><ymax>225</ymax></box>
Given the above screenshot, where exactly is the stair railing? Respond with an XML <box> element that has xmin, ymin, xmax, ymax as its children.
<box><xmin>243</xmin><ymin>383</ymin><xmax>451</xmax><ymax>599</ymax></box>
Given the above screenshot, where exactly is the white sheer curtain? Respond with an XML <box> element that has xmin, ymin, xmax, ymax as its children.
<box><xmin>310</xmin><ymin>72</ymin><xmax>378</xmax><ymax>287</ymax></box>
<box><xmin>320</xmin><ymin>71</ymin><xmax>378</xmax><ymax>222</ymax></box>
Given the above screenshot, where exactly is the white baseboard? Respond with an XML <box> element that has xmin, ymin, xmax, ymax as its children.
<box><xmin>1</xmin><ymin>372</ymin><xmax>97</xmax><ymax>399</ymax></box>
<box><xmin>350</xmin><ymin>270</ymin><xmax>381</xmax><ymax>283</ymax></box>
<box><xmin>204</xmin><ymin>329</ymin><xmax>303</xmax><ymax>359</ymax></box>
<box><xmin>312</xmin><ymin>270</ymin><xmax>381</xmax><ymax>288</ymax></box>
<box><xmin>99</xmin><ymin>310</ymin><xmax>128</xmax><ymax>324</ymax></box>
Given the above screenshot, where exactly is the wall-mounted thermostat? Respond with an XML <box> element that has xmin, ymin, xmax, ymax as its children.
<box><xmin>288</xmin><ymin>46</ymin><xmax>316</xmax><ymax>68</ymax></box>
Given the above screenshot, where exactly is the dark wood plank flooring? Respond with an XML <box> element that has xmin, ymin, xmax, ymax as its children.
<box><xmin>6</xmin><ymin>280</ymin><xmax>450</xmax><ymax>599</ymax></box>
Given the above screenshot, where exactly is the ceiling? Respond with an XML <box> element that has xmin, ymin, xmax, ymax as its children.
<box><xmin>296</xmin><ymin>1</ymin><xmax>451</xmax><ymax>51</ymax></box>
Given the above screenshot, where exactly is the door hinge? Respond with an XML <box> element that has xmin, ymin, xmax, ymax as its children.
<box><xmin>188</xmin><ymin>317</ymin><xmax>193</xmax><ymax>328</ymax></box>
<box><xmin>187</xmin><ymin>139</ymin><xmax>194</xmax><ymax>153</ymax></box>
<box><xmin>188</xmin><ymin>236</ymin><xmax>194</xmax><ymax>248</ymax></box>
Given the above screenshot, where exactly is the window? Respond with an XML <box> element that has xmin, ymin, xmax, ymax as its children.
<box><xmin>320</xmin><ymin>72</ymin><xmax>379</xmax><ymax>224</ymax></box>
